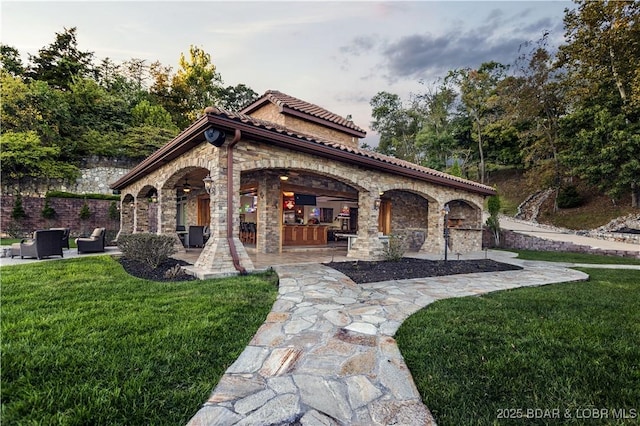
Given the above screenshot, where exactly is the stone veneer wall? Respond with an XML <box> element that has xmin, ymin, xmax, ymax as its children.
<box><xmin>247</xmin><ymin>103</ymin><xmax>358</xmax><ymax>148</ymax></box>
<box><xmin>483</xmin><ymin>228</ymin><xmax>640</xmax><ymax>259</ymax></box>
<box><xmin>118</xmin><ymin>135</ymin><xmax>487</xmax><ymax>273</ymax></box>
<box><xmin>2</xmin><ymin>157</ymin><xmax>135</xmax><ymax>197</ymax></box>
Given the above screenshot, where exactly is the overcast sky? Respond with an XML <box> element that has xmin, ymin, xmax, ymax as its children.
<box><xmin>1</xmin><ymin>1</ymin><xmax>573</xmax><ymax>146</ymax></box>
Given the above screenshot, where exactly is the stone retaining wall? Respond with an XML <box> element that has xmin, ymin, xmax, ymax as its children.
<box><xmin>483</xmin><ymin>228</ymin><xmax>640</xmax><ymax>259</ymax></box>
<box><xmin>1</xmin><ymin>194</ymin><xmax>120</xmax><ymax>240</ymax></box>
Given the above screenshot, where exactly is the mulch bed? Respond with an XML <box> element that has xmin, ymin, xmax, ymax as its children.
<box><xmin>325</xmin><ymin>257</ymin><xmax>522</xmax><ymax>284</ymax></box>
<box><xmin>118</xmin><ymin>257</ymin><xmax>196</xmax><ymax>282</ymax></box>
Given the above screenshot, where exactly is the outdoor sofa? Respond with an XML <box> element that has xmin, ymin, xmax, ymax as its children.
<box><xmin>11</xmin><ymin>229</ymin><xmax>65</xmax><ymax>260</ymax></box>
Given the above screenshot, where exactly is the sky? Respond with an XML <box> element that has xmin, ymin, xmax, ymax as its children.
<box><xmin>1</xmin><ymin>1</ymin><xmax>573</xmax><ymax>146</ymax></box>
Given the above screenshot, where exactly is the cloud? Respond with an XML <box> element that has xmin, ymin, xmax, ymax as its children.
<box><xmin>340</xmin><ymin>7</ymin><xmax>566</xmax><ymax>84</ymax></box>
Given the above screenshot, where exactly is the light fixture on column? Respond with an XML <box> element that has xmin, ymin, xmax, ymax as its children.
<box><xmin>202</xmin><ymin>174</ymin><xmax>214</xmax><ymax>194</ymax></box>
<box><xmin>374</xmin><ymin>198</ymin><xmax>381</xmax><ymax>210</ymax></box>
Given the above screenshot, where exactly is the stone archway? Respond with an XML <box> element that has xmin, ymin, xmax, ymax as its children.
<box><xmin>444</xmin><ymin>199</ymin><xmax>483</xmax><ymax>254</ymax></box>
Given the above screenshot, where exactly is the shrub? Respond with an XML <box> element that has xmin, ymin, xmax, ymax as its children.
<box><xmin>117</xmin><ymin>234</ymin><xmax>177</xmax><ymax>268</ymax></box>
<box><xmin>41</xmin><ymin>197</ymin><xmax>56</xmax><ymax>219</ymax></box>
<box><xmin>45</xmin><ymin>190</ymin><xmax>120</xmax><ymax>201</ymax></box>
<box><xmin>108</xmin><ymin>201</ymin><xmax>120</xmax><ymax>221</ymax></box>
<box><xmin>11</xmin><ymin>192</ymin><xmax>27</xmax><ymax>220</ymax></box>
<box><xmin>79</xmin><ymin>201</ymin><xmax>91</xmax><ymax>220</ymax></box>
<box><xmin>556</xmin><ymin>185</ymin><xmax>583</xmax><ymax>209</ymax></box>
<box><xmin>382</xmin><ymin>234</ymin><xmax>406</xmax><ymax>262</ymax></box>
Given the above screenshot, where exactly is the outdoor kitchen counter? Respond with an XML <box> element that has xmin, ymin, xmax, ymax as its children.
<box><xmin>283</xmin><ymin>224</ymin><xmax>328</xmax><ymax>246</ymax></box>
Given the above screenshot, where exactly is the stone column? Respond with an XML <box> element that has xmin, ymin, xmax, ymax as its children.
<box><xmin>420</xmin><ymin>201</ymin><xmax>445</xmax><ymax>254</ymax></box>
<box><xmin>347</xmin><ymin>191</ymin><xmax>386</xmax><ymax>260</ymax></box>
<box><xmin>257</xmin><ymin>173</ymin><xmax>282</xmax><ymax>254</ymax></box>
<box><xmin>137</xmin><ymin>199</ymin><xmax>149</xmax><ymax>233</ymax></box>
<box><xmin>192</xmin><ymin>149</ymin><xmax>254</xmax><ymax>277</ymax></box>
<box><xmin>158</xmin><ymin>187</ymin><xmax>184</xmax><ymax>250</ymax></box>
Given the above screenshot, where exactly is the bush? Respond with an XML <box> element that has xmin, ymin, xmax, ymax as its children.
<box><xmin>382</xmin><ymin>234</ymin><xmax>406</xmax><ymax>262</ymax></box>
<box><xmin>46</xmin><ymin>190</ymin><xmax>120</xmax><ymax>201</ymax></box>
<box><xmin>41</xmin><ymin>197</ymin><xmax>56</xmax><ymax>219</ymax></box>
<box><xmin>79</xmin><ymin>201</ymin><xmax>91</xmax><ymax>220</ymax></box>
<box><xmin>117</xmin><ymin>234</ymin><xmax>177</xmax><ymax>268</ymax></box>
<box><xmin>556</xmin><ymin>185</ymin><xmax>583</xmax><ymax>209</ymax></box>
<box><xmin>11</xmin><ymin>192</ymin><xmax>27</xmax><ymax>220</ymax></box>
<box><xmin>108</xmin><ymin>201</ymin><xmax>120</xmax><ymax>221</ymax></box>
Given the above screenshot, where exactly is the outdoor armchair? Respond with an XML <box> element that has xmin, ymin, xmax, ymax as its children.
<box><xmin>188</xmin><ymin>226</ymin><xmax>205</xmax><ymax>248</ymax></box>
<box><xmin>11</xmin><ymin>229</ymin><xmax>64</xmax><ymax>260</ymax></box>
<box><xmin>50</xmin><ymin>227</ymin><xmax>70</xmax><ymax>249</ymax></box>
<box><xmin>76</xmin><ymin>227</ymin><xmax>106</xmax><ymax>254</ymax></box>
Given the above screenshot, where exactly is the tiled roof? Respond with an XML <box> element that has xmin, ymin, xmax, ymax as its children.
<box><xmin>240</xmin><ymin>90</ymin><xmax>366</xmax><ymax>136</ymax></box>
<box><xmin>207</xmin><ymin>106</ymin><xmax>495</xmax><ymax>194</ymax></box>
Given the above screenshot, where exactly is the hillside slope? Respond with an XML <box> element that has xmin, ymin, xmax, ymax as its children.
<box><xmin>485</xmin><ymin>169</ymin><xmax>636</xmax><ymax>230</ymax></box>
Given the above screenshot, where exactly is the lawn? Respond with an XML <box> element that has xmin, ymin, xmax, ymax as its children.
<box><xmin>1</xmin><ymin>256</ymin><xmax>278</xmax><ymax>425</ymax></box>
<box><xmin>507</xmin><ymin>248</ymin><xmax>640</xmax><ymax>265</ymax></box>
<box><xmin>396</xmin><ymin>268</ymin><xmax>640</xmax><ymax>425</ymax></box>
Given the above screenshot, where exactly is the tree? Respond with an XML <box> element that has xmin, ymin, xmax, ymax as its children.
<box><xmin>414</xmin><ymin>82</ymin><xmax>459</xmax><ymax>170</ymax></box>
<box><xmin>170</xmin><ymin>45</ymin><xmax>222</xmax><ymax>126</ymax></box>
<box><xmin>558</xmin><ymin>0</ymin><xmax>640</xmax><ymax>206</ymax></box>
<box><xmin>0</xmin><ymin>131</ymin><xmax>78</xmax><ymax>181</ymax></box>
<box><xmin>449</xmin><ymin>62</ymin><xmax>508</xmax><ymax>183</ymax></box>
<box><xmin>500</xmin><ymin>37</ymin><xmax>566</xmax><ymax>187</ymax></box>
<box><xmin>0</xmin><ymin>44</ymin><xmax>25</xmax><ymax>77</ymax></box>
<box><xmin>216</xmin><ymin>83</ymin><xmax>259</xmax><ymax>111</ymax></box>
<box><xmin>28</xmin><ymin>27</ymin><xmax>95</xmax><ymax>90</ymax></box>
<box><xmin>370</xmin><ymin>91</ymin><xmax>423</xmax><ymax>163</ymax></box>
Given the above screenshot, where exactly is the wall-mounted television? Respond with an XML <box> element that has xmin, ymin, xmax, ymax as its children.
<box><xmin>294</xmin><ymin>194</ymin><xmax>317</xmax><ymax>206</ymax></box>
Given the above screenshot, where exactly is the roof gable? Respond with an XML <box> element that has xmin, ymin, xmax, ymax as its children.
<box><xmin>240</xmin><ymin>90</ymin><xmax>366</xmax><ymax>138</ymax></box>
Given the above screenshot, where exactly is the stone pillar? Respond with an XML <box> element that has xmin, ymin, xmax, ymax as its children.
<box><xmin>420</xmin><ymin>201</ymin><xmax>445</xmax><ymax>254</ymax></box>
<box><xmin>117</xmin><ymin>197</ymin><xmax>135</xmax><ymax>240</ymax></box>
<box><xmin>257</xmin><ymin>173</ymin><xmax>282</xmax><ymax>253</ymax></box>
<box><xmin>158</xmin><ymin>187</ymin><xmax>184</xmax><ymax>250</ymax></box>
<box><xmin>347</xmin><ymin>191</ymin><xmax>386</xmax><ymax>260</ymax></box>
<box><xmin>137</xmin><ymin>199</ymin><xmax>149</xmax><ymax>233</ymax></box>
<box><xmin>192</xmin><ymin>149</ymin><xmax>254</xmax><ymax>277</ymax></box>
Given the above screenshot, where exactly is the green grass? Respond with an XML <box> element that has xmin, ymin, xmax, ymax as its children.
<box><xmin>396</xmin><ymin>269</ymin><xmax>640</xmax><ymax>425</ymax></box>
<box><xmin>506</xmin><ymin>249</ymin><xmax>640</xmax><ymax>265</ymax></box>
<box><xmin>1</xmin><ymin>256</ymin><xmax>278</xmax><ymax>425</ymax></box>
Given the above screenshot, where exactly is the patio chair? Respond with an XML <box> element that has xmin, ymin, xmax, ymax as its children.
<box><xmin>76</xmin><ymin>227</ymin><xmax>106</xmax><ymax>254</ymax></box>
<box><xmin>49</xmin><ymin>227</ymin><xmax>70</xmax><ymax>249</ymax></box>
<box><xmin>188</xmin><ymin>226</ymin><xmax>205</xmax><ymax>248</ymax></box>
<box><xmin>11</xmin><ymin>229</ymin><xmax>64</xmax><ymax>260</ymax></box>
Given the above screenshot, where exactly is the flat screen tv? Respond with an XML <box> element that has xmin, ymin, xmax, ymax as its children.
<box><xmin>294</xmin><ymin>194</ymin><xmax>317</xmax><ymax>206</ymax></box>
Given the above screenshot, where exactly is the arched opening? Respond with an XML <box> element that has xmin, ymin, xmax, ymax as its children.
<box><xmin>378</xmin><ymin>189</ymin><xmax>433</xmax><ymax>251</ymax></box>
<box><xmin>444</xmin><ymin>199</ymin><xmax>483</xmax><ymax>253</ymax></box>
<box><xmin>161</xmin><ymin>167</ymin><xmax>211</xmax><ymax>247</ymax></box>
<box><xmin>240</xmin><ymin>168</ymin><xmax>361</xmax><ymax>253</ymax></box>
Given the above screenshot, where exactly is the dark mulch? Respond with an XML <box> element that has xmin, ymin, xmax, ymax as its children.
<box><xmin>325</xmin><ymin>257</ymin><xmax>522</xmax><ymax>284</ymax></box>
<box><xmin>118</xmin><ymin>257</ymin><xmax>196</xmax><ymax>282</ymax></box>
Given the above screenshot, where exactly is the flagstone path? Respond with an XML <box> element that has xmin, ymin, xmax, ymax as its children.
<box><xmin>187</xmin><ymin>255</ymin><xmax>588</xmax><ymax>426</ymax></box>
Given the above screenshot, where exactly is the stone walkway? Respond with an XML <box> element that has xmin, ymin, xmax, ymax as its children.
<box><xmin>187</xmin><ymin>253</ymin><xmax>590</xmax><ymax>426</ymax></box>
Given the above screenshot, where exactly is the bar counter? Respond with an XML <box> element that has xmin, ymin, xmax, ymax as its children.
<box><xmin>283</xmin><ymin>224</ymin><xmax>328</xmax><ymax>246</ymax></box>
